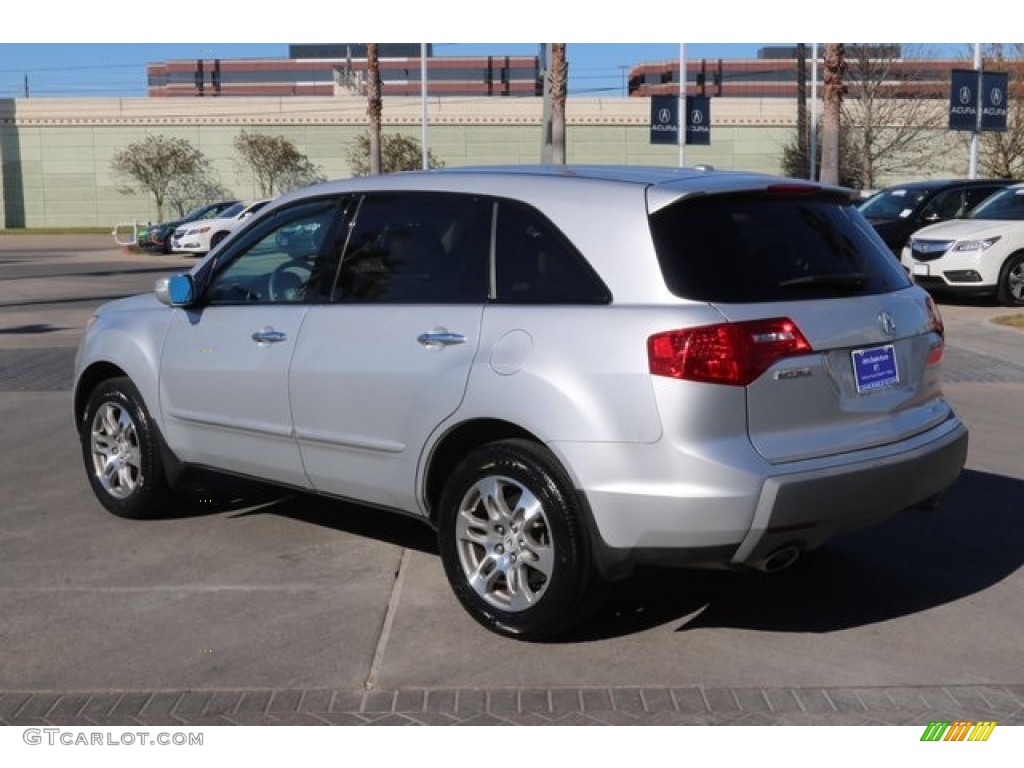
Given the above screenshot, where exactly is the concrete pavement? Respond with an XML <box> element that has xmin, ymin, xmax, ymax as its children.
<box><xmin>1</xmin><ymin>235</ymin><xmax>1022</xmax><ymax>726</ymax></box>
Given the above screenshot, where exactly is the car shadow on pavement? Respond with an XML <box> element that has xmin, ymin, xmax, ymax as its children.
<box><xmin>163</xmin><ymin>467</ymin><xmax>1022</xmax><ymax>642</ymax></box>
<box><xmin>167</xmin><ymin>469</ymin><xmax>439</xmax><ymax>555</ymax></box>
<box><xmin>563</xmin><ymin>468</ymin><xmax>1024</xmax><ymax>642</ymax></box>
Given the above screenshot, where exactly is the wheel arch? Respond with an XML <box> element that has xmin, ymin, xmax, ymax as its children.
<box><xmin>997</xmin><ymin>249</ymin><xmax>1024</xmax><ymax>305</ymax></box>
<box><xmin>74</xmin><ymin>361</ymin><xmax>128</xmax><ymax>431</ymax></box>
<box><xmin>422</xmin><ymin>418</ymin><xmax>540</xmax><ymax>524</ymax></box>
<box><xmin>75</xmin><ymin>362</ymin><xmax>185</xmax><ymax>484</ymax></box>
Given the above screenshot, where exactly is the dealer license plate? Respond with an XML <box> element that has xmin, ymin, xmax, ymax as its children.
<box><xmin>851</xmin><ymin>344</ymin><xmax>899</xmax><ymax>393</ymax></box>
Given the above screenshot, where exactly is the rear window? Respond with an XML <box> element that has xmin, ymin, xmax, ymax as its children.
<box><xmin>649</xmin><ymin>193</ymin><xmax>912</xmax><ymax>303</ymax></box>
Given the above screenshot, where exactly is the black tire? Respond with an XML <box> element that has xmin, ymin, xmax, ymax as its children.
<box><xmin>437</xmin><ymin>439</ymin><xmax>597</xmax><ymax>640</ymax></box>
<box><xmin>80</xmin><ymin>377</ymin><xmax>173</xmax><ymax>519</ymax></box>
<box><xmin>997</xmin><ymin>252</ymin><xmax>1024</xmax><ymax>307</ymax></box>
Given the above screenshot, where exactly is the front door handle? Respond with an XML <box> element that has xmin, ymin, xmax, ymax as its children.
<box><xmin>417</xmin><ymin>331</ymin><xmax>467</xmax><ymax>348</ymax></box>
<box><xmin>252</xmin><ymin>327</ymin><xmax>288</xmax><ymax>344</ymax></box>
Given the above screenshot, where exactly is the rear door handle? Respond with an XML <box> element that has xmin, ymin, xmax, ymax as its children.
<box><xmin>417</xmin><ymin>331</ymin><xmax>466</xmax><ymax>348</ymax></box>
<box><xmin>252</xmin><ymin>328</ymin><xmax>288</xmax><ymax>344</ymax></box>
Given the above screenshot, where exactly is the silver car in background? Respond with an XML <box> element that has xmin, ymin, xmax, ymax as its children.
<box><xmin>74</xmin><ymin>166</ymin><xmax>968</xmax><ymax>640</ymax></box>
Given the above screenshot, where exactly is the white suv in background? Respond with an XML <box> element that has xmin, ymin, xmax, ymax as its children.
<box><xmin>901</xmin><ymin>182</ymin><xmax>1024</xmax><ymax>306</ymax></box>
<box><xmin>74</xmin><ymin>166</ymin><xmax>968</xmax><ymax>640</ymax></box>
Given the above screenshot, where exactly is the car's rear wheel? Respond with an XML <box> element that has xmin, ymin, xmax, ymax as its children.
<box><xmin>997</xmin><ymin>252</ymin><xmax>1024</xmax><ymax>306</ymax></box>
<box><xmin>437</xmin><ymin>439</ymin><xmax>597</xmax><ymax>640</ymax></box>
<box><xmin>81</xmin><ymin>377</ymin><xmax>172</xmax><ymax>519</ymax></box>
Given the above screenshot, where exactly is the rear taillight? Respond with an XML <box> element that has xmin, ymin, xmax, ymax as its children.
<box><xmin>925</xmin><ymin>295</ymin><xmax>945</xmax><ymax>366</ymax></box>
<box><xmin>925</xmin><ymin>295</ymin><xmax>944</xmax><ymax>337</ymax></box>
<box><xmin>648</xmin><ymin>318</ymin><xmax>813</xmax><ymax>386</ymax></box>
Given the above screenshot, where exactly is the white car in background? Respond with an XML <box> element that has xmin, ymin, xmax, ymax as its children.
<box><xmin>901</xmin><ymin>182</ymin><xmax>1024</xmax><ymax>306</ymax></box>
<box><xmin>171</xmin><ymin>199</ymin><xmax>272</xmax><ymax>256</ymax></box>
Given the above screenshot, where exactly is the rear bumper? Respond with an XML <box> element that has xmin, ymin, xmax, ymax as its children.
<box><xmin>730</xmin><ymin>418</ymin><xmax>968</xmax><ymax>567</ymax></box>
<box><xmin>558</xmin><ymin>416</ymin><xmax>968</xmax><ymax>579</ymax></box>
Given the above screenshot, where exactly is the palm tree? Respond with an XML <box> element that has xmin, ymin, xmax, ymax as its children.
<box><xmin>549</xmin><ymin>43</ymin><xmax>567</xmax><ymax>164</ymax></box>
<box><xmin>820</xmin><ymin>43</ymin><xmax>846</xmax><ymax>185</ymax></box>
<box><xmin>366</xmin><ymin>43</ymin><xmax>382</xmax><ymax>175</ymax></box>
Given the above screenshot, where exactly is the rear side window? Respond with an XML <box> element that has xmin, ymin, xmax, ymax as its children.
<box><xmin>494</xmin><ymin>199</ymin><xmax>610</xmax><ymax>304</ymax></box>
<box><xmin>650</xmin><ymin>193</ymin><xmax>912</xmax><ymax>303</ymax></box>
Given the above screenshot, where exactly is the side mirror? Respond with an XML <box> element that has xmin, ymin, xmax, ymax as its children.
<box><xmin>155</xmin><ymin>274</ymin><xmax>197</xmax><ymax>307</ymax></box>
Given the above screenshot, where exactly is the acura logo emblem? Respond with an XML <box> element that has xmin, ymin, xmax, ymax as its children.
<box><xmin>658</xmin><ymin>107</ymin><xmax>672</xmax><ymax>124</ymax></box>
<box><xmin>691</xmin><ymin>110</ymin><xmax>703</xmax><ymax>125</ymax></box>
<box><xmin>991</xmin><ymin>87</ymin><xmax>1003</xmax><ymax>106</ymax></box>
<box><xmin>878</xmin><ymin>310</ymin><xmax>896</xmax><ymax>337</ymax></box>
<box><xmin>959</xmin><ymin>85</ymin><xmax>972</xmax><ymax>105</ymax></box>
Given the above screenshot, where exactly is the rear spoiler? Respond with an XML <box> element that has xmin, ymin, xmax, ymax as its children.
<box><xmin>646</xmin><ymin>177</ymin><xmax>857</xmax><ymax>214</ymax></box>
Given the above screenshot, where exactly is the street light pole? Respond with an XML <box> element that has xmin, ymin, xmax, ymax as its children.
<box><xmin>679</xmin><ymin>43</ymin><xmax>686</xmax><ymax>168</ymax></box>
<box><xmin>969</xmin><ymin>43</ymin><xmax>981</xmax><ymax>179</ymax></box>
<box><xmin>421</xmin><ymin>43</ymin><xmax>429</xmax><ymax>170</ymax></box>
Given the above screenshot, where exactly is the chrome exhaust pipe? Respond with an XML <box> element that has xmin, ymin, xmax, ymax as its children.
<box><xmin>753</xmin><ymin>545</ymin><xmax>802</xmax><ymax>573</ymax></box>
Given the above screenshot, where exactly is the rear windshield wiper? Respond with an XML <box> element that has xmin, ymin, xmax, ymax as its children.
<box><xmin>777</xmin><ymin>273</ymin><xmax>868</xmax><ymax>291</ymax></box>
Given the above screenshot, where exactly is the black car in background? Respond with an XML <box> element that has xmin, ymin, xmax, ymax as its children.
<box><xmin>137</xmin><ymin>200</ymin><xmax>240</xmax><ymax>253</ymax></box>
<box><xmin>858</xmin><ymin>179</ymin><xmax>1014</xmax><ymax>257</ymax></box>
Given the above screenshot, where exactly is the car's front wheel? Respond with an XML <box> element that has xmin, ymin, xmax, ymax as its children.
<box><xmin>80</xmin><ymin>377</ymin><xmax>172</xmax><ymax>519</ymax></box>
<box><xmin>997</xmin><ymin>252</ymin><xmax>1024</xmax><ymax>306</ymax></box>
<box><xmin>437</xmin><ymin>439</ymin><xmax>597</xmax><ymax>640</ymax></box>
<box><xmin>210</xmin><ymin>231</ymin><xmax>229</xmax><ymax>251</ymax></box>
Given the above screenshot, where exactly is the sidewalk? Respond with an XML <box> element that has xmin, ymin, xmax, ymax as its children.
<box><xmin>4</xmin><ymin>685</ymin><xmax>1023</xmax><ymax>726</ymax></box>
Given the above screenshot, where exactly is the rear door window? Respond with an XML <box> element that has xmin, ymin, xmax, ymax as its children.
<box><xmin>649</xmin><ymin>192</ymin><xmax>911</xmax><ymax>303</ymax></box>
<box><xmin>334</xmin><ymin>192</ymin><xmax>490</xmax><ymax>304</ymax></box>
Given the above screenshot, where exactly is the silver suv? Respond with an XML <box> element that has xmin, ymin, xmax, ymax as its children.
<box><xmin>74</xmin><ymin>166</ymin><xmax>968</xmax><ymax>640</ymax></box>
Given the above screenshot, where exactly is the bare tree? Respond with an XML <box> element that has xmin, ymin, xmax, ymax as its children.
<box><xmin>346</xmin><ymin>132</ymin><xmax>443</xmax><ymax>176</ymax></box>
<box><xmin>549</xmin><ymin>43</ymin><xmax>568</xmax><ymax>164</ymax></box>
<box><xmin>842</xmin><ymin>45</ymin><xmax>946</xmax><ymax>189</ymax></box>
<box><xmin>233</xmin><ymin>131</ymin><xmax>324</xmax><ymax>197</ymax></box>
<box><xmin>165</xmin><ymin>159</ymin><xmax>233</xmax><ymax>218</ymax></box>
<box><xmin>366</xmin><ymin>43</ymin><xmax>383</xmax><ymax>176</ymax></box>
<box><xmin>111</xmin><ymin>134</ymin><xmax>205</xmax><ymax>220</ymax></box>
<box><xmin>820</xmin><ymin>44</ymin><xmax>846</xmax><ymax>185</ymax></box>
<box><xmin>977</xmin><ymin>44</ymin><xmax>1024</xmax><ymax>179</ymax></box>
<box><xmin>780</xmin><ymin>127</ymin><xmax>861</xmax><ymax>187</ymax></box>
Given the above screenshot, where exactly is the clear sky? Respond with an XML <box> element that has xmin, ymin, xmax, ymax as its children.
<box><xmin>0</xmin><ymin>2</ymin><xmax>979</xmax><ymax>99</ymax></box>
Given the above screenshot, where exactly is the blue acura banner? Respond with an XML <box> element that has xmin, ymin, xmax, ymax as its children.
<box><xmin>981</xmin><ymin>71</ymin><xmax>1009</xmax><ymax>132</ymax></box>
<box><xmin>650</xmin><ymin>95</ymin><xmax>711</xmax><ymax>145</ymax></box>
<box><xmin>686</xmin><ymin>95</ymin><xmax>711</xmax><ymax>146</ymax></box>
<box><xmin>950</xmin><ymin>69</ymin><xmax>1009</xmax><ymax>132</ymax></box>
<box><xmin>650</xmin><ymin>95</ymin><xmax>678</xmax><ymax>144</ymax></box>
<box><xmin>949</xmin><ymin>69</ymin><xmax>977</xmax><ymax>131</ymax></box>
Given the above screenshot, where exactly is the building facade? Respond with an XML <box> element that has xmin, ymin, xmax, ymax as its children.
<box><xmin>629</xmin><ymin>46</ymin><xmax>964</xmax><ymax>100</ymax></box>
<box><xmin>147</xmin><ymin>44</ymin><xmax>543</xmax><ymax>99</ymax></box>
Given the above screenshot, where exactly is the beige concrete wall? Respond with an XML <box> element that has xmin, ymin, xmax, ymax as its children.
<box><xmin>0</xmin><ymin>95</ymin><xmax>968</xmax><ymax>228</ymax></box>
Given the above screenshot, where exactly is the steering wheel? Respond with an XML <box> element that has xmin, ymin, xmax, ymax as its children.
<box><xmin>268</xmin><ymin>259</ymin><xmax>314</xmax><ymax>302</ymax></box>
